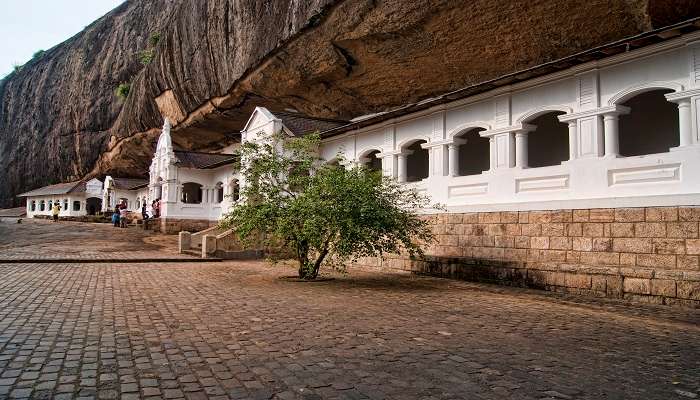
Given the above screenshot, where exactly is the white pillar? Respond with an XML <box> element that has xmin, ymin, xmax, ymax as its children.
<box><xmin>567</xmin><ymin>121</ymin><xmax>577</xmax><ymax>161</ymax></box>
<box><xmin>448</xmin><ymin>144</ymin><xmax>458</xmax><ymax>177</ymax></box>
<box><xmin>488</xmin><ymin>137</ymin><xmax>495</xmax><ymax>171</ymax></box>
<box><xmin>603</xmin><ymin>114</ymin><xmax>619</xmax><ymax>158</ymax></box>
<box><xmin>515</xmin><ymin>132</ymin><xmax>528</xmax><ymax>168</ymax></box>
<box><xmin>678</xmin><ymin>99</ymin><xmax>693</xmax><ymax>147</ymax></box>
<box><xmin>397</xmin><ymin>154</ymin><xmax>408</xmax><ymax>183</ymax></box>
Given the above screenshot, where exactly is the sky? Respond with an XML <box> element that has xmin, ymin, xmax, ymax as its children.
<box><xmin>0</xmin><ymin>0</ymin><xmax>125</xmax><ymax>78</ymax></box>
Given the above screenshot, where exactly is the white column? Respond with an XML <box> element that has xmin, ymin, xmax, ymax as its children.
<box><xmin>567</xmin><ymin>121</ymin><xmax>577</xmax><ymax>161</ymax></box>
<box><xmin>515</xmin><ymin>132</ymin><xmax>528</xmax><ymax>168</ymax></box>
<box><xmin>448</xmin><ymin>144</ymin><xmax>458</xmax><ymax>177</ymax></box>
<box><xmin>488</xmin><ymin>137</ymin><xmax>495</xmax><ymax>171</ymax></box>
<box><xmin>380</xmin><ymin>155</ymin><xmax>392</xmax><ymax>177</ymax></box>
<box><xmin>397</xmin><ymin>154</ymin><xmax>408</xmax><ymax>183</ymax></box>
<box><xmin>678</xmin><ymin>99</ymin><xmax>693</xmax><ymax>147</ymax></box>
<box><xmin>603</xmin><ymin>114</ymin><xmax>619</xmax><ymax>158</ymax></box>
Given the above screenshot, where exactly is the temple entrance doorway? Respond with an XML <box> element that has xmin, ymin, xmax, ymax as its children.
<box><xmin>86</xmin><ymin>197</ymin><xmax>102</xmax><ymax>215</ymax></box>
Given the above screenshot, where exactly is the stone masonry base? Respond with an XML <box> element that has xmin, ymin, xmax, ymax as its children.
<box><xmin>158</xmin><ymin>218</ymin><xmax>216</xmax><ymax>234</ymax></box>
<box><xmin>356</xmin><ymin>206</ymin><xmax>700</xmax><ymax>308</ymax></box>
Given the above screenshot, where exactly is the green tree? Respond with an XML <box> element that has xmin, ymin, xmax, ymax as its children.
<box><xmin>220</xmin><ymin>133</ymin><xmax>436</xmax><ymax>280</ymax></box>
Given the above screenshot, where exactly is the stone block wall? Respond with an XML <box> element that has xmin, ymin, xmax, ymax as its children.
<box><xmin>357</xmin><ymin>206</ymin><xmax>700</xmax><ymax>307</ymax></box>
<box><xmin>158</xmin><ymin>218</ymin><xmax>216</xmax><ymax>234</ymax></box>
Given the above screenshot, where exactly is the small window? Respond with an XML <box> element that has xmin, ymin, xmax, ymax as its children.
<box><xmin>63</xmin><ymin>199</ymin><xmax>68</xmax><ymax>210</ymax></box>
<box><xmin>73</xmin><ymin>201</ymin><xmax>81</xmax><ymax>211</ymax></box>
<box><xmin>31</xmin><ymin>201</ymin><xmax>36</xmax><ymax>211</ymax></box>
<box><xmin>39</xmin><ymin>201</ymin><xmax>45</xmax><ymax>211</ymax></box>
<box><xmin>48</xmin><ymin>200</ymin><xmax>53</xmax><ymax>210</ymax></box>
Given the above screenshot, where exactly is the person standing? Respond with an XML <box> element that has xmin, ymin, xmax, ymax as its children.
<box><xmin>112</xmin><ymin>206</ymin><xmax>121</xmax><ymax>228</ymax></box>
<box><xmin>119</xmin><ymin>206</ymin><xmax>128</xmax><ymax>228</ymax></box>
<box><xmin>51</xmin><ymin>202</ymin><xmax>61</xmax><ymax>222</ymax></box>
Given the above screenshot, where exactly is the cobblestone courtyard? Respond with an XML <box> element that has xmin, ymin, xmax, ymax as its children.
<box><xmin>0</xmin><ymin>220</ymin><xmax>699</xmax><ymax>399</ymax></box>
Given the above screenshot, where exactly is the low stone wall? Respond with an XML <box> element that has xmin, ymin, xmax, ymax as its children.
<box><xmin>158</xmin><ymin>218</ymin><xmax>217</xmax><ymax>234</ymax></box>
<box><xmin>357</xmin><ymin>206</ymin><xmax>700</xmax><ymax>307</ymax></box>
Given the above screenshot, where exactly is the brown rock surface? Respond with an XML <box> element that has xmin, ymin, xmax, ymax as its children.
<box><xmin>2</xmin><ymin>0</ymin><xmax>700</xmax><ymax>207</ymax></box>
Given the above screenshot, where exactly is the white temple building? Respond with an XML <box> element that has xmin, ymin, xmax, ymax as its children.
<box><xmin>148</xmin><ymin>119</ymin><xmax>238</xmax><ymax>233</ymax></box>
<box><xmin>19</xmin><ymin>178</ymin><xmax>106</xmax><ymax>218</ymax></box>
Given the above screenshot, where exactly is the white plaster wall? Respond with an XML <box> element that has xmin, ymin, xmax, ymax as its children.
<box><xmin>26</xmin><ymin>194</ymin><xmax>88</xmax><ymax>218</ymax></box>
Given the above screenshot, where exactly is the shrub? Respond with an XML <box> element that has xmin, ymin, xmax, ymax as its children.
<box><xmin>138</xmin><ymin>50</ymin><xmax>155</xmax><ymax>65</ymax></box>
<box><xmin>149</xmin><ymin>32</ymin><xmax>161</xmax><ymax>47</ymax></box>
<box><xmin>32</xmin><ymin>50</ymin><xmax>45</xmax><ymax>59</ymax></box>
<box><xmin>115</xmin><ymin>82</ymin><xmax>130</xmax><ymax>99</ymax></box>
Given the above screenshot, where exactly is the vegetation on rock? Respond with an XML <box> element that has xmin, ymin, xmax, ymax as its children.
<box><xmin>115</xmin><ymin>82</ymin><xmax>131</xmax><ymax>100</ymax></box>
<box><xmin>220</xmin><ymin>133</ymin><xmax>436</xmax><ymax>280</ymax></box>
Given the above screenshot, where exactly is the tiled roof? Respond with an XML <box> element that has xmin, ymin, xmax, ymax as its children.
<box><xmin>174</xmin><ymin>151</ymin><xmax>237</xmax><ymax>169</ymax></box>
<box><xmin>17</xmin><ymin>181</ymin><xmax>82</xmax><ymax>197</ymax></box>
<box><xmin>112</xmin><ymin>178</ymin><xmax>148</xmax><ymax>190</ymax></box>
<box><xmin>271</xmin><ymin>111</ymin><xmax>349</xmax><ymax>137</ymax></box>
<box><xmin>0</xmin><ymin>207</ymin><xmax>26</xmax><ymax>217</ymax></box>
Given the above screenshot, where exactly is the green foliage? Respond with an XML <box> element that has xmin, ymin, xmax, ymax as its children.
<box><xmin>138</xmin><ymin>49</ymin><xmax>155</xmax><ymax>65</ymax></box>
<box><xmin>149</xmin><ymin>32</ymin><xmax>161</xmax><ymax>47</ymax></box>
<box><xmin>12</xmin><ymin>63</ymin><xmax>23</xmax><ymax>73</ymax></box>
<box><xmin>220</xmin><ymin>133</ymin><xmax>437</xmax><ymax>280</ymax></box>
<box><xmin>32</xmin><ymin>50</ymin><xmax>45</xmax><ymax>59</ymax></box>
<box><xmin>115</xmin><ymin>82</ymin><xmax>131</xmax><ymax>100</ymax></box>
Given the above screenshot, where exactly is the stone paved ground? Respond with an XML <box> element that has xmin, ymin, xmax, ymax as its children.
<box><xmin>0</xmin><ymin>220</ymin><xmax>699</xmax><ymax>399</ymax></box>
<box><xmin>0</xmin><ymin>219</ymin><xmax>191</xmax><ymax>260</ymax></box>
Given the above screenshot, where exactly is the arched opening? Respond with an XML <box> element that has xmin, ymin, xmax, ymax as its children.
<box><xmin>405</xmin><ymin>140</ymin><xmax>429</xmax><ymax>182</ymax></box>
<box><xmin>362</xmin><ymin>150</ymin><xmax>382</xmax><ymax>172</ymax></box>
<box><xmin>215</xmin><ymin>182</ymin><xmax>224</xmax><ymax>204</ymax></box>
<box><xmin>48</xmin><ymin>200</ymin><xmax>53</xmax><ymax>210</ymax></box>
<box><xmin>154</xmin><ymin>178</ymin><xmax>163</xmax><ymax>199</ymax></box>
<box><xmin>63</xmin><ymin>199</ymin><xmax>68</xmax><ymax>211</ymax></box>
<box><xmin>39</xmin><ymin>200</ymin><xmax>45</xmax><ymax>211</ymax></box>
<box><xmin>618</xmin><ymin>89</ymin><xmax>678</xmax><ymax>156</ymax></box>
<box><xmin>230</xmin><ymin>179</ymin><xmax>240</xmax><ymax>201</ymax></box>
<box><xmin>86</xmin><ymin>197</ymin><xmax>102</xmax><ymax>215</ymax></box>
<box><xmin>30</xmin><ymin>201</ymin><xmax>36</xmax><ymax>212</ymax></box>
<box><xmin>181</xmin><ymin>182</ymin><xmax>203</xmax><ymax>204</ymax></box>
<box><xmin>456</xmin><ymin>128</ymin><xmax>489</xmax><ymax>176</ymax></box>
<box><xmin>526</xmin><ymin>111</ymin><xmax>568</xmax><ymax>168</ymax></box>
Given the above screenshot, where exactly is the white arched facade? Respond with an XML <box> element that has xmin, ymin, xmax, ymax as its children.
<box><xmin>315</xmin><ymin>36</ymin><xmax>700</xmax><ymax>210</ymax></box>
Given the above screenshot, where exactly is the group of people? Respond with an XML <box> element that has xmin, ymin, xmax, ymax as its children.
<box><xmin>111</xmin><ymin>201</ymin><xmax>130</xmax><ymax>228</ymax></box>
<box><xmin>112</xmin><ymin>199</ymin><xmax>161</xmax><ymax>229</ymax></box>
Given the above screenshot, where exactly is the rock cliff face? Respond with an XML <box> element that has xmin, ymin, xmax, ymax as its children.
<box><xmin>1</xmin><ymin>0</ymin><xmax>699</xmax><ymax>207</ymax></box>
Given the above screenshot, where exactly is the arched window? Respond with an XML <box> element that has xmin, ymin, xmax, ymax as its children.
<box><xmin>181</xmin><ymin>182</ymin><xmax>203</xmax><ymax>204</ymax></box>
<box><xmin>230</xmin><ymin>179</ymin><xmax>240</xmax><ymax>201</ymax></box>
<box><xmin>136</xmin><ymin>198</ymin><xmax>141</xmax><ymax>209</ymax></box>
<box><xmin>456</xmin><ymin>128</ymin><xmax>489</xmax><ymax>176</ymax></box>
<box><xmin>215</xmin><ymin>182</ymin><xmax>224</xmax><ymax>204</ymax></box>
<box><xmin>362</xmin><ymin>150</ymin><xmax>382</xmax><ymax>172</ymax></box>
<box><xmin>48</xmin><ymin>200</ymin><xmax>53</xmax><ymax>210</ymax></box>
<box><xmin>526</xmin><ymin>111</ymin><xmax>568</xmax><ymax>168</ymax></box>
<box><xmin>39</xmin><ymin>200</ymin><xmax>45</xmax><ymax>211</ymax></box>
<box><xmin>619</xmin><ymin>89</ymin><xmax>678</xmax><ymax>156</ymax></box>
<box><xmin>30</xmin><ymin>201</ymin><xmax>36</xmax><ymax>212</ymax></box>
<box><xmin>63</xmin><ymin>199</ymin><xmax>68</xmax><ymax>211</ymax></box>
<box><xmin>405</xmin><ymin>140</ymin><xmax>429</xmax><ymax>182</ymax></box>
